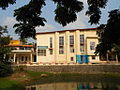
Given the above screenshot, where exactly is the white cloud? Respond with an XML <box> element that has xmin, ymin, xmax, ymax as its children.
<box><xmin>78</xmin><ymin>0</ymin><xmax>87</xmax><ymax>4</ymax></box>
<box><xmin>36</xmin><ymin>23</ymin><xmax>56</xmax><ymax>32</ymax></box>
<box><xmin>2</xmin><ymin>16</ymin><xmax>18</xmax><ymax>39</ymax></box>
<box><xmin>3</xmin><ymin>16</ymin><xmax>17</xmax><ymax>28</ymax></box>
<box><xmin>64</xmin><ymin>12</ymin><xmax>89</xmax><ymax>29</ymax></box>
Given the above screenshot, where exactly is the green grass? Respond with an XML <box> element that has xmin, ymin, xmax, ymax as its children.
<box><xmin>26</xmin><ymin>71</ymin><xmax>52</xmax><ymax>77</ymax></box>
<box><xmin>0</xmin><ymin>78</ymin><xmax>25</xmax><ymax>90</ymax></box>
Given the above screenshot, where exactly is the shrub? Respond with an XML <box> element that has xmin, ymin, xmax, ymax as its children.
<box><xmin>0</xmin><ymin>62</ymin><xmax>13</xmax><ymax>77</ymax></box>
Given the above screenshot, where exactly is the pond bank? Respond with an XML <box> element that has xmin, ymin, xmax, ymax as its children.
<box><xmin>1</xmin><ymin>71</ymin><xmax>120</xmax><ymax>89</ymax></box>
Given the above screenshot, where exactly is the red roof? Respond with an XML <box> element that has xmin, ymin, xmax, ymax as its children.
<box><xmin>36</xmin><ymin>28</ymin><xmax>97</xmax><ymax>34</ymax></box>
<box><xmin>5</xmin><ymin>44</ymin><xmax>33</xmax><ymax>47</ymax></box>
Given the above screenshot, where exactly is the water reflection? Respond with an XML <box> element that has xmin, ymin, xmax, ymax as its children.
<box><xmin>26</xmin><ymin>82</ymin><xmax>120</xmax><ymax>90</ymax></box>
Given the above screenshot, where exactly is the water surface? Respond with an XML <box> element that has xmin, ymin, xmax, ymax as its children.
<box><xmin>26</xmin><ymin>82</ymin><xmax>120</xmax><ymax>90</ymax></box>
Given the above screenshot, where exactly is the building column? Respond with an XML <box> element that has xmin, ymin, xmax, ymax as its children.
<box><xmin>13</xmin><ymin>53</ymin><xmax>16</xmax><ymax>64</ymax></box>
<box><xmin>54</xmin><ymin>32</ymin><xmax>59</xmax><ymax>63</ymax></box>
<box><xmin>116</xmin><ymin>54</ymin><xmax>119</xmax><ymax>64</ymax></box>
<box><xmin>30</xmin><ymin>53</ymin><xmax>33</xmax><ymax>63</ymax></box>
<box><xmin>75</xmin><ymin>30</ymin><xmax>80</xmax><ymax>63</ymax></box>
<box><xmin>75</xmin><ymin>30</ymin><xmax>80</xmax><ymax>55</ymax></box>
<box><xmin>65</xmin><ymin>31</ymin><xmax>69</xmax><ymax>63</ymax></box>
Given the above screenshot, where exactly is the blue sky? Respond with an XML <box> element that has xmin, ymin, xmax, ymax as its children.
<box><xmin>0</xmin><ymin>0</ymin><xmax>120</xmax><ymax>40</ymax></box>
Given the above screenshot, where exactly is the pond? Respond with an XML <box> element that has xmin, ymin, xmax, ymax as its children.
<box><xmin>25</xmin><ymin>74</ymin><xmax>120</xmax><ymax>90</ymax></box>
<box><xmin>26</xmin><ymin>82</ymin><xmax>120</xmax><ymax>90</ymax></box>
<box><xmin>1</xmin><ymin>73</ymin><xmax>120</xmax><ymax>90</ymax></box>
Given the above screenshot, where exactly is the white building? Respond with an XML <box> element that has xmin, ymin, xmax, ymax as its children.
<box><xmin>36</xmin><ymin>28</ymin><xmax>99</xmax><ymax>64</ymax></box>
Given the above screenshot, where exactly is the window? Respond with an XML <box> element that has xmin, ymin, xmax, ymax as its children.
<box><xmin>90</xmin><ymin>42</ymin><xmax>95</xmax><ymax>50</ymax></box>
<box><xmin>50</xmin><ymin>49</ymin><xmax>53</xmax><ymax>55</ymax></box>
<box><xmin>70</xmin><ymin>47</ymin><xmax>74</xmax><ymax>53</ymax></box>
<box><xmin>59</xmin><ymin>36</ymin><xmax>64</xmax><ymax>46</ymax></box>
<box><xmin>50</xmin><ymin>37</ymin><xmax>53</xmax><ymax>48</ymax></box>
<box><xmin>38</xmin><ymin>49</ymin><xmax>46</xmax><ymax>56</ymax></box>
<box><xmin>92</xmin><ymin>56</ymin><xmax>95</xmax><ymax>59</ymax></box>
<box><xmin>70</xmin><ymin>35</ymin><xmax>74</xmax><ymax>53</ymax></box>
<box><xmin>21</xmin><ymin>56</ymin><xmax>24</xmax><ymax>61</ymax></box>
<box><xmin>80</xmin><ymin>45</ymin><xmax>84</xmax><ymax>52</ymax></box>
<box><xmin>49</xmin><ymin>37</ymin><xmax>53</xmax><ymax>55</ymax></box>
<box><xmin>70</xmin><ymin>57</ymin><xmax>74</xmax><ymax>61</ymax></box>
<box><xmin>80</xmin><ymin>35</ymin><xmax>84</xmax><ymax>44</ymax></box>
<box><xmin>80</xmin><ymin>35</ymin><xmax>84</xmax><ymax>52</ymax></box>
<box><xmin>25</xmin><ymin>56</ymin><xmax>28</xmax><ymax>60</ymax></box>
<box><xmin>70</xmin><ymin>35</ymin><xmax>74</xmax><ymax>45</ymax></box>
<box><xmin>59</xmin><ymin>36</ymin><xmax>64</xmax><ymax>54</ymax></box>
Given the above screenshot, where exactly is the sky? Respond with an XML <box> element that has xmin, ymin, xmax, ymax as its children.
<box><xmin>0</xmin><ymin>0</ymin><xmax>120</xmax><ymax>40</ymax></box>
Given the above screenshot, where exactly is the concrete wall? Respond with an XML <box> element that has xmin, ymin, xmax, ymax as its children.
<box><xmin>21</xmin><ymin>65</ymin><xmax>120</xmax><ymax>73</ymax></box>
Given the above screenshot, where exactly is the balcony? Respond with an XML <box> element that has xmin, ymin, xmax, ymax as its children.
<box><xmin>11</xmin><ymin>50</ymin><xmax>32</xmax><ymax>53</ymax></box>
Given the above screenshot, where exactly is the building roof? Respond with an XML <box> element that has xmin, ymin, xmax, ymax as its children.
<box><xmin>36</xmin><ymin>28</ymin><xmax>97</xmax><ymax>34</ymax></box>
<box><xmin>5</xmin><ymin>44</ymin><xmax>33</xmax><ymax>47</ymax></box>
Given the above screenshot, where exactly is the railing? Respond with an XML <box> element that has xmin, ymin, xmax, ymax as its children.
<box><xmin>11</xmin><ymin>50</ymin><xmax>32</xmax><ymax>53</ymax></box>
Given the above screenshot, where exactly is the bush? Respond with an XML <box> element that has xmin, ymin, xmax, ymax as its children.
<box><xmin>0</xmin><ymin>62</ymin><xmax>13</xmax><ymax>77</ymax></box>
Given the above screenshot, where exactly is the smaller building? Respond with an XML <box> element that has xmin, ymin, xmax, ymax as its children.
<box><xmin>7</xmin><ymin>40</ymin><xmax>36</xmax><ymax>64</ymax></box>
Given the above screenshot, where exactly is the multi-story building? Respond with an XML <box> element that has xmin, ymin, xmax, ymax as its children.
<box><xmin>36</xmin><ymin>28</ymin><xmax>99</xmax><ymax>64</ymax></box>
<box><xmin>7</xmin><ymin>40</ymin><xmax>36</xmax><ymax>64</ymax></box>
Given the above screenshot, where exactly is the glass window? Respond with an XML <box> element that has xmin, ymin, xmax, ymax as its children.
<box><xmin>59</xmin><ymin>36</ymin><xmax>64</xmax><ymax>54</ymax></box>
<box><xmin>21</xmin><ymin>56</ymin><xmax>24</xmax><ymax>61</ymax></box>
<box><xmin>90</xmin><ymin>42</ymin><xmax>95</xmax><ymax>50</ymax></box>
<box><xmin>70</xmin><ymin>46</ymin><xmax>74</xmax><ymax>53</ymax></box>
<box><xmin>59</xmin><ymin>36</ymin><xmax>64</xmax><ymax>46</ymax></box>
<box><xmin>50</xmin><ymin>49</ymin><xmax>53</xmax><ymax>55</ymax></box>
<box><xmin>80</xmin><ymin>45</ymin><xmax>84</xmax><ymax>52</ymax></box>
<box><xmin>25</xmin><ymin>56</ymin><xmax>28</xmax><ymax>60</ymax></box>
<box><xmin>80</xmin><ymin>35</ymin><xmax>84</xmax><ymax>52</ymax></box>
<box><xmin>80</xmin><ymin>35</ymin><xmax>84</xmax><ymax>44</ymax></box>
<box><xmin>70</xmin><ymin>35</ymin><xmax>74</xmax><ymax>53</ymax></box>
<box><xmin>38</xmin><ymin>49</ymin><xmax>46</xmax><ymax>56</ymax></box>
<box><xmin>70</xmin><ymin>57</ymin><xmax>74</xmax><ymax>61</ymax></box>
<box><xmin>59</xmin><ymin>46</ymin><xmax>64</xmax><ymax>54</ymax></box>
<box><xmin>70</xmin><ymin>35</ymin><xmax>74</xmax><ymax>45</ymax></box>
<box><xmin>50</xmin><ymin>37</ymin><xmax>52</xmax><ymax>48</ymax></box>
<box><xmin>92</xmin><ymin>56</ymin><xmax>96</xmax><ymax>60</ymax></box>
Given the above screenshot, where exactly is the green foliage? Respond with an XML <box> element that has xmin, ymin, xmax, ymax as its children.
<box><xmin>13</xmin><ymin>0</ymin><xmax>46</xmax><ymax>39</ymax></box>
<box><xmin>96</xmin><ymin>9</ymin><xmax>120</xmax><ymax>57</ymax></box>
<box><xmin>0</xmin><ymin>0</ymin><xmax>16</xmax><ymax>10</ymax></box>
<box><xmin>0</xmin><ymin>62</ymin><xmax>13</xmax><ymax>77</ymax></box>
<box><xmin>0</xmin><ymin>79</ymin><xmax>25</xmax><ymax>90</ymax></box>
<box><xmin>0</xmin><ymin>26</ymin><xmax>12</xmax><ymax>77</ymax></box>
<box><xmin>86</xmin><ymin>0</ymin><xmax>108</xmax><ymax>25</ymax></box>
<box><xmin>52</xmin><ymin>0</ymin><xmax>84</xmax><ymax>26</ymax></box>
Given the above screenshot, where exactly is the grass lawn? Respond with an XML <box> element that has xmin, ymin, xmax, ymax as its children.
<box><xmin>1</xmin><ymin>71</ymin><xmax>120</xmax><ymax>89</ymax></box>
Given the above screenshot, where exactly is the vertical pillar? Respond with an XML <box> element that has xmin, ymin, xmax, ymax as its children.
<box><xmin>65</xmin><ymin>31</ymin><xmax>69</xmax><ymax>63</ymax></box>
<box><xmin>13</xmin><ymin>53</ymin><xmax>16</xmax><ymax>63</ymax></box>
<box><xmin>54</xmin><ymin>32</ymin><xmax>59</xmax><ymax>63</ymax></box>
<box><xmin>107</xmin><ymin>53</ymin><xmax>109</xmax><ymax>62</ymax></box>
<box><xmin>75</xmin><ymin>30</ymin><xmax>80</xmax><ymax>63</ymax></box>
<box><xmin>75</xmin><ymin>30</ymin><xmax>80</xmax><ymax>55</ymax></box>
<box><xmin>116</xmin><ymin>54</ymin><xmax>119</xmax><ymax>64</ymax></box>
<box><xmin>30</xmin><ymin>53</ymin><xmax>33</xmax><ymax>63</ymax></box>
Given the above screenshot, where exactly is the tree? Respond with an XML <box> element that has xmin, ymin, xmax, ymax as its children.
<box><xmin>0</xmin><ymin>0</ymin><xmax>109</xmax><ymax>38</ymax></box>
<box><xmin>0</xmin><ymin>26</ymin><xmax>12</xmax><ymax>77</ymax></box>
<box><xmin>96</xmin><ymin>9</ymin><xmax>120</xmax><ymax>59</ymax></box>
<box><xmin>0</xmin><ymin>0</ymin><xmax>120</xmax><ymax>58</ymax></box>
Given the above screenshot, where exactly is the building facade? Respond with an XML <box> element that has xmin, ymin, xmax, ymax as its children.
<box><xmin>7</xmin><ymin>40</ymin><xmax>36</xmax><ymax>64</ymax></box>
<box><xmin>36</xmin><ymin>28</ymin><xmax>99</xmax><ymax>64</ymax></box>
